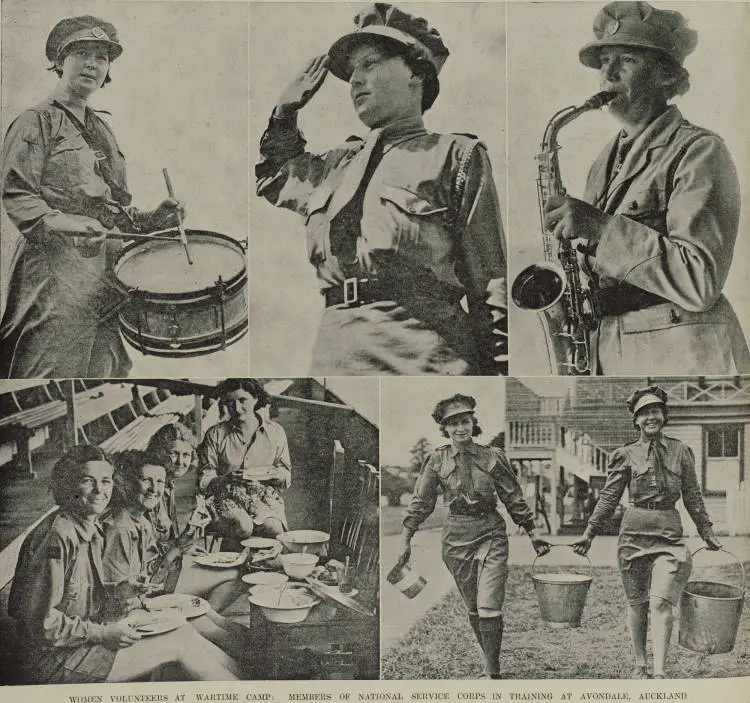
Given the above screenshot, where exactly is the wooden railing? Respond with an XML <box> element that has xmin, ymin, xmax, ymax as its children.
<box><xmin>507</xmin><ymin>420</ymin><xmax>558</xmax><ymax>448</ymax></box>
<box><xmin>652</xmin><ymin>378</ymin><xmax>750</xmax><ymax>405</ymax></box>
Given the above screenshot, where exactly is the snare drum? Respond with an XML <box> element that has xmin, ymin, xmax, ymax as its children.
<box><xmin>114</xmin><ymin>230</ymin><xmax>247</xmax><ymax>356</ymax></box>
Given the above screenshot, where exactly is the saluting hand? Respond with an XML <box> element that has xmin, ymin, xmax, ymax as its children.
<box><xmin>544</xmin><ymin>195</ymin><xmax>611</xmax><ymax>244</ymax></box>
<box><xmin>275</xmin><ymin>55</ymin><xmax>330</xmax><ymax>119</ymax></box>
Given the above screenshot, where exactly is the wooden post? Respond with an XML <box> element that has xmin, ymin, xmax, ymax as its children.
<box><xmin>550</xmin><ymin>451</ymin><xmax>560</xmax><ymax>535</ymax></box>
<box><xmin>63</xmin><ymin>379</ymin><xmax>79</xmax><ymax>449</ymax></box>
<box><xmin>193</xmin><ymin>394</ymin><xmax>203</xmax><ymax>440</ymax></box>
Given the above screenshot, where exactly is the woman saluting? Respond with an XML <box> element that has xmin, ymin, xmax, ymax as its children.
<box><xmin>0</xmin><ymin>15</ymin><xmax>183</xmax><ymax>377</ymax></box>
<box><xmin>573</xmin><ymin>386</ymin><xmax>722</xmax><ymax>679</ymax></box>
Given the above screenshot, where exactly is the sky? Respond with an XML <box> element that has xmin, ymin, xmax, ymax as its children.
<box><xmin>380</xmin><ymin>376</ymin><xmax>506</xmax><ymax>466</ymax></box>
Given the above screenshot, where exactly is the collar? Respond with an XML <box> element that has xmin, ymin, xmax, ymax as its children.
<box><xmin>450</xmin><ymin>440</ymin><xmax>478</xmax><ymax>458</ymax></box>
<box><xmin>62</xmin><ymin>509</ymin><xmax>103</xmax><ymax>542</ymax></box>
<box><xmin>374</xmin><ymin>115</ymin><xmax>427</xmax><ymax>151</ymax></box>
<box><xmin>637</xmin><ymin>434</ymin><xmax>668</xmax><ymax>449</ymax></box>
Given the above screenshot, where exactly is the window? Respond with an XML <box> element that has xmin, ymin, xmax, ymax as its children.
<box><xmin>706</xmin><ymin>426</ymin><xmax>739</xmax><ymax>458</ymax></box>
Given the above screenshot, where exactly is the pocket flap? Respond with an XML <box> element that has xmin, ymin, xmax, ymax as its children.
<box><xmin>380</xmin><ymin>184</ymin><xmax>447</xmax><ymax>217</ymax></box>
<box><xmin>436</xmin><ymin>457</ymin><xmax>457</xmax><ymax>480</ymax></box>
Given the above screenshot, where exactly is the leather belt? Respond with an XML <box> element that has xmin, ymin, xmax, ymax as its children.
<box><xmin>323</xmin><ymin>277</ymin><xmax>389</xmax><ymax>308</ymax></box>
<box><xmin>449</xmin><ymin>497</ymin><xmax>498</xmax><ymax>517</ymax></box>
<box><xmin>632</xmin><ymin>500</ymin><xmax>674</xmax><ymax>510</ymax></box>
<box><xmin>595</xmin><ymin>285</ymin><xmax>667</xmax><ymax>318</ymax></box>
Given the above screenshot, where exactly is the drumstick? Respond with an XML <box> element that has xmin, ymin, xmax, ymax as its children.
<box><xmin>102</xmin><ymin>231</ymin><xmax>180</xmax><ymax>242</ymax></box>
<box><xmin>162</xmin><ymin>168</ymin><xmax>193</xmax><ymax>265</ymax></box>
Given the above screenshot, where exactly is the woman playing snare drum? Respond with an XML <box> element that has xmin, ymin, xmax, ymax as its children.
<box><xmin>573</xmin><ymin>386</ymin><xmax>722</xmax><ymax>679</ymax></box>
<box><xmin>0</xmin><ymin>15</ymin><xmax>184</xmax><ymax>378</ymax></box>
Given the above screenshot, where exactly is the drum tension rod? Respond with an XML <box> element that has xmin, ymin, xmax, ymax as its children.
<box><xmin>213</xmin><ymin>276</ymin><xmax>227</xmax><ymax>350</ymax></box>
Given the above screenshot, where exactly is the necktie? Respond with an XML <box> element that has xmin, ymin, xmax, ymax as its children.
<box><xmin>649</xmin><ymin>440</ymin><xmax>668</xmax><ymax>494</ymax></box>
<box><xmin>328</xmin><ymin>129</ymin><xmax>384</xmax><ymax>262</ymax></box>
<box><xmin>457</xmin><ymin>448</ymin><xmax>476</xmax><ymax>500</ymax></box>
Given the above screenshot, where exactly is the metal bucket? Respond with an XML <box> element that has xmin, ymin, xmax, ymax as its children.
<box><xmin>531</xmin><ymin>545</ymin><xmax>593</xmax><ymax>628</ymax></box>
<box><xmin>679</xmin><ymin>548</ymin><xmax>745</xmax><ymax>654</ymax></box>
<box><xmin>387</xmin><ymin>561</ymin><xmax>427</xmax><ymax>599</ymax></box>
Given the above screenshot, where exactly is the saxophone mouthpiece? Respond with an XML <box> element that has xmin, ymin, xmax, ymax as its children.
<box><xmin>585</xmin><ymin>91</ymin><xmax>617</xmax><ymax>109</ymax></box>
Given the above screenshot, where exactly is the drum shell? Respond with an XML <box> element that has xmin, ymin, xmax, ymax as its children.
<box><xmin>114</xmin><ymin>230</ymin><xmax>248</xmax><ymax>357</ymax></box>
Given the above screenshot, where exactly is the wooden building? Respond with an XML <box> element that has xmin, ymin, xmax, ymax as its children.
<box><xmin>505</xmin><ymin>376</ymin><xmax>750</xmax><ymax>536</ymax></box>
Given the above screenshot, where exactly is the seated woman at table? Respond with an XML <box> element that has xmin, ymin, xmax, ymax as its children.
<box><xmin>8</xmin><ymin>444</ymin><xmax>242</xmax><ymax>683</ymax></box>
<box><xmin>102</xmin><ymin>450</ymin><xmax>259</xmax><ymax>668</ymax></box>
<box><xmin>198</xmin><ymin>378</ymin><xmax>291</xmax><ymax>549</ymax></box>
<box><xmin>144</xmin><ymin>421</ymin><xmax>198</xmax><ymax>547</ymax></box>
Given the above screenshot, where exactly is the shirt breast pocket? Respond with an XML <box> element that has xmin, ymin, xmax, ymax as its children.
<box><xmin>619</xmin><ymin>184</ymin><xmax>667</xmax><ymax>234</ymax></box>
<box><xmin>48</xmin><ymin>134</ymin><xmax>94</xmax><ymax>188</ymax></box>
<box><xmin>378</xmin><ymin>184</ymin><xmax>448</xmax><ymax>253</ymax></box>
<box><xmin>304</xmin><ymin>187</ymin><xmax>334</xmax><ymax>264</ymax></box>
<box><xmin>436</xmin><ymin>458</ymin><xmax>458</xmax><ymax>490</ymax></box>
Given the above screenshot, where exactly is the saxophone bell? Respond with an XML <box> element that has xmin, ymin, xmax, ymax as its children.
<box><xmin>511</xmin><ymin>262</ymin><xmax>566</xmax><ymax>312</ymax></box>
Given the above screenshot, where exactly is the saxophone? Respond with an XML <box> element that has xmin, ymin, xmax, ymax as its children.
<box><xmin>511</xmin><ymin>91</ymin><xmax>615</xmax><ymax>375</ymax></box>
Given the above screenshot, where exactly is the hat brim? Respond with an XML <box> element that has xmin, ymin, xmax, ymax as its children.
<box><xmin>328</xmin><ymin>26</ymin><xmax>435</xmax><ymax>81</ymax></box>
<box><xmin>579</xmin><ymin>37</ymin><xmax>677</xmax><ymax>69</ymax></box>
<box><xmin>440</xmin><ymin>409</ymin><xmax>475</xmax><ymax>424</ymax></box>
<box><xmin>57</xmin><ymin>36</ymin><xmax>123</xmax><ymax>62</ymax></box>
<box><xmin>632</xmin><ymin>397</ymin><xmax>667</xmax><ymax>416</ymax></box>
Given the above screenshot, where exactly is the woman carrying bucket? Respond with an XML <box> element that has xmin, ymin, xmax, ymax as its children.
<box><xmin>396</xmin><ymin>394</ymin><xmax>551</xmax><ymax>679</ymax></box>
<box><xmin>573</xmin><ymin>386</ymin><xmax>722</xmax><ymax>679</ymax></box>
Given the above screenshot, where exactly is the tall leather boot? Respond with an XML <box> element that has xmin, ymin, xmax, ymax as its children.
<box><xmin>468</xmin><ymin>611</ymin><xmax>483</xmax><ymax>649</ymax></box>
<box><xmin>479</xmin><ymin>615</ymin><xmax>504</xmax><ymax>679</ymax></box>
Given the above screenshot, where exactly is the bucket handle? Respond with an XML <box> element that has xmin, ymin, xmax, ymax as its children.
<box><xmin>531</xmin><ymin>544</ymin><xmax>593</xmax><ymax>579</ymax></box>
<box><xmin>690</xmin><ymin>547</ymin><xmax>746</xmax><ymax>593</ymax></box>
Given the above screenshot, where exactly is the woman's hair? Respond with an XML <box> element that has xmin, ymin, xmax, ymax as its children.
<box><xmin>643</xmin><ymin>49</ymin><xmax>691</xmax><ymax>100</ymax></box>
<box><xmin>110</xmin><ymin>449</ymin><xmax>167</xmax><ymax>510</ymax></box>
<box><xmin>50</xmin><ymin>444</ymin><xmax>111</xmax><ymax>506</ymax></box>
<box><xmin>354</xmin><ymin>37</ymin><xmax>440</xmax><ymax>113</ymax></box>
<box><xmin>438</xmin><ymin>415</ymin><xmax>483</xmax><ymax>439</ymax></box>
<box><xmin>215</xmin><ymin>378</ymin><xmax>270</xmax><ymax>410</ymax></box>
<box><xmin>145</xmin><ymin>421</ymin><xmax>197</xmax><ymax>475</ymax></box>
<box><xmin>48</xmin><ymin>44</ymin><xmax>113</xmax><ymax>85</ymax></box>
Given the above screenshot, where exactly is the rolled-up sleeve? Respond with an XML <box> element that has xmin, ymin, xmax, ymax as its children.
<box><xmin>678</xmin><ymin>444</ymin><xmax>714</xmax><ymax>539</ymax></box>
<box><xmin>403</xmin><ymin>455</ymin><xmax>441</xmax><ymax>533</ymax></box>
<box><xmin>488</xmin><ymin>448</ymin><xmax>535</xmax><ymax>531</ymax></box>
<box><xmin>271</xmin><ymin>424</ymin><xmax>292</xmax><ymax>488</ymax></box>
<box><xmin>586</xmin><ymin>448</ymin><xmax>629</xmax><ymax>535</ymax></box>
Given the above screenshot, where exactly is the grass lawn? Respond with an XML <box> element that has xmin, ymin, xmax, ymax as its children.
<box><xmin>381</xmin><ymin>562</ymin><xmax>750</xmax><ymax>680</ymax></box>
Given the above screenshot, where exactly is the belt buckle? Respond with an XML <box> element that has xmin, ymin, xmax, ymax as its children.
<box><xmin>342</xmin><ymin>277</ymin><xmax>360</xmax><ymax>308</ymax></box>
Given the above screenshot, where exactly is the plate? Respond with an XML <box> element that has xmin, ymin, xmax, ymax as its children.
<box><xmin>193</xmin><ymin>551</ymin><xmax>245</xmax><ymax>568</ymax></box>
<box><xmin>242</xmin><ymin>571</ymin><xmax>289</xmax><ymax>586</ymax></box>
<box><xmin>144</xmin><ymin>594</ymin><xmax>210</xmax><ymax>619</ymax></box>
<box><xmin>125</xmin><ymin>610</ymin><xmax>185</xmax><ymax>636</ymax></box>
<box><xmin>241</xmin><ymin>537</ymin><xmax>281</xmax><ymax>550</ymax></box>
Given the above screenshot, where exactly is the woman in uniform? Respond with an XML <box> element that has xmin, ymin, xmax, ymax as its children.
<box><xmin>542</xmin><ymin>1</ymin><xmax>749</xmax><ymax>374</ymax></box>
<box><xmin>144</xmin><ymin>421</ymin><xmax>198</xmax><ymax>547</ymax></box>
<box><xmin>573</xmin><ymin>386</ymin><xmax>722</xmax><ymax>679</ymax></box>
<box><xmin>197</xmin><ymin>378</ymin><xmax>291</xmax><ymax>549</ymax></box>
<box><xmin>0</xmin><ymin>15</ymin><xmax>184</xmax><ymax>378</ymax></box>
<box><xmin>396</xmin><ymin>394</ymin><xmax>551</xmax><ymax>679</ymax></box>
<box><xmin>256</xmin><ymin>4</ymin><xmax>507</xmax><ymax>375</ymax></box>
<box><xmin>8</xmin><ymin>445</ymin><xmax>242</xmax><ymax>683</ymax></box>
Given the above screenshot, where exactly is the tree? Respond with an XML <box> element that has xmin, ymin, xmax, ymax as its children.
<box><xmin>409</xmin><ymin>437</ymin><xmax>432</xmax><ymax>471</ymax></box>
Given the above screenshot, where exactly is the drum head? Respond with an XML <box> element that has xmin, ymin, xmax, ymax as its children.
<box><xmin>115</xmin><ymin>231</ymin><xmax>245</xmax><ymax>295</ymax></box>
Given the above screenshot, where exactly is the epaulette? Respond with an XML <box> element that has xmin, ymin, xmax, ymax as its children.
<box><xmin>452</xmin><ymin>132</ymin><xmax>479</xmax><ymax>140</ymax></box>
<box><xmin>345</xmin><ymin>134</ymin><xmax>365</xmax><ymax>143</ymax></box>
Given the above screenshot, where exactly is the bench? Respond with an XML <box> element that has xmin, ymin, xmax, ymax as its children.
<box><xmin>0</xmin><ymin>382</ymin><xmax>68</xmax><ymax>478</ymax></box>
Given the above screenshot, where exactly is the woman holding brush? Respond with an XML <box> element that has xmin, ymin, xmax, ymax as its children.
<box><xmin>0</xmin><ymin>15</ymin><xmax>184</xmax><ymax>378</ymax></box>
